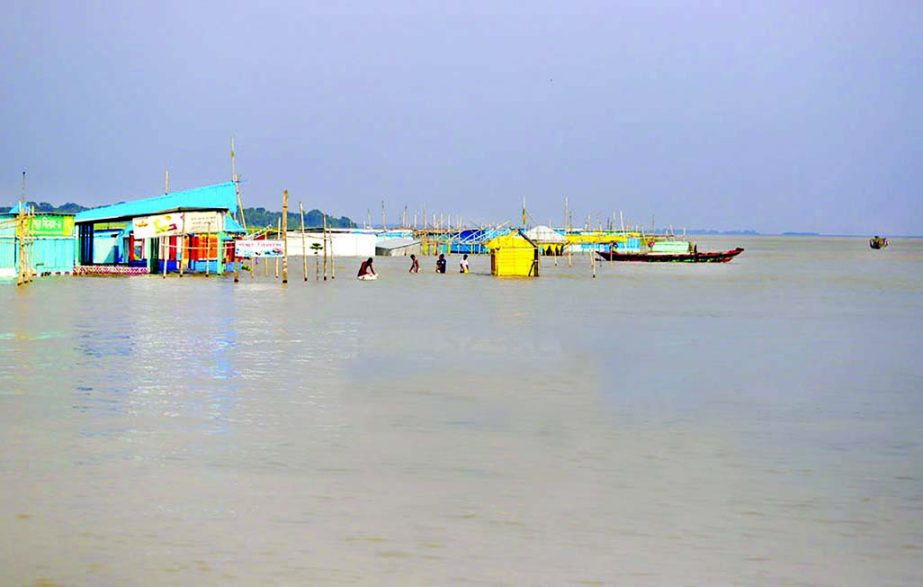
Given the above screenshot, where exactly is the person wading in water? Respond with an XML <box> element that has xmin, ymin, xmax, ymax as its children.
<box><xmin>357</xmin><ymin>257</ymin><xmax>377</xmax><ymax>279</ymax></box>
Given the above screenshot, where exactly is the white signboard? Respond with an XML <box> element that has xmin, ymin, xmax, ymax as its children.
<box><xmin>235</xmin><ymin>240</ymin><xmax>285</xmax><ymax>258</ymax></box>
<box><xmin>134</xmin><ymin>212</ymin><xmax>183</xmax><ymax>238</ymax></box>
<box><xmin>184</xmin><ymin>211</ymin><xmax>224</xmax><ymax>234</ymax></box>
<box><xmin>133</xmin><ymin>211</ymin><xmax>225</xmax><ymax>238</ymax></box>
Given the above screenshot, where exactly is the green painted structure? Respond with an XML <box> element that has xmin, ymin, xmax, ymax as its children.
<box><xmin>0</xmin><ymin>212</ymin><xmax>77</xmax><ymax>278</ymax></box>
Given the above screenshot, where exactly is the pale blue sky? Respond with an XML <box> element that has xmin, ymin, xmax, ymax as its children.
<box><xmin>1</xmin><ymin>1</ymin><xmax>920</xmax><ymax>234</ymax></box>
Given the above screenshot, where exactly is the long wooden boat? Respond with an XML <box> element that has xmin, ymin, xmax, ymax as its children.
<box><xmin>596</xmin><ymin>247</ymin><xmax>744</xmax><ymax>263</ymax></box>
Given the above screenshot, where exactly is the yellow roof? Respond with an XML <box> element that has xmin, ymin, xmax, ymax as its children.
<box><xmin>485</xmin><ymin>231</ymin><xmax>537</xmax><ymax>250</ymax></box>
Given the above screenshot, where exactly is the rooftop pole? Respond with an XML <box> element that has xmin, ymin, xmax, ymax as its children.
<box><xmin>230</xmin><ymin>136</ymin><xmax>247</xmax><ymax>231</ymax></box>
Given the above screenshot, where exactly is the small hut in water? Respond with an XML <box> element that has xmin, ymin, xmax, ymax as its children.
<box><xmin>485</xmin><ymin>230</ymin><xmax>539</xmax><ymax>277</ymax></box>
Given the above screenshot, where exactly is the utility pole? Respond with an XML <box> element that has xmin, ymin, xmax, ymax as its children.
<box><xmin>230</xmin><ymin>136</ymin><xmax>247</xmax><ymax>231</ymax></box>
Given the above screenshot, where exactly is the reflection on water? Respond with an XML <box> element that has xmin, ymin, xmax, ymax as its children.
<box><xmin>1</xmin><ymin>236</ymin><xmax>922</xmax><ymax>585</ymax></box>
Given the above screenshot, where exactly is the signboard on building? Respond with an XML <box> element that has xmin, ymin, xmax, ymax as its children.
<box><xmin>29</xmin><ymin>215</ymin><xmax>75</xmax><ymax>237</ymax></box>
<box><xmin>134</xmin><ymin>212</ymin><xmax>183</xmax><ymax>238</ymax></box>
<box><xmin>133</xmin><ymin>211</ymin><xmax>225</xmax><ymax>239</ymax></box>
<box><xmin>183</xmin><ymin>211</ymin><xmax>224</xmax><ymax>234</ymax></box>
<box><xmin>234</xmin><ymin>240</ymin><xmax>285</xmax><ymax>258</ymax></box>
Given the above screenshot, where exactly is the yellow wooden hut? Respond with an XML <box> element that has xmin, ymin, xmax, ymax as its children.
<box><xmin>485</xmin><ymin>230</ymin><xmax>539</xmax><ymax>277</ymax></box>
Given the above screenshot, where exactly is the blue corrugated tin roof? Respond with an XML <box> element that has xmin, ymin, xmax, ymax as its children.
<box><xmin>224</xmin><ymin>214</ymin><xmax>246</xmax><ymax>234</ymax></box>
<box><xmin>75</xmin><ymin>182</ymin><xmax>238</xmax><ymax>224</ymax></box>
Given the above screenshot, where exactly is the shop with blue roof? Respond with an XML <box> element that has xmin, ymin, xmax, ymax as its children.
<box><xmin>74</xmin><ymin>182</ymin><xmax>245</xmax><ymax>275</ymax></box>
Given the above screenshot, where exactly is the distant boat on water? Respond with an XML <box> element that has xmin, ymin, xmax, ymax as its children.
<box><xmin>597</xmin><ymin>240</ymin><xmax>744</xmax><ymax>263</ymax></box>
<box><xmin>869</xmin><ymin>236</ymin><xmax>889</xmax><ymax>249</ymax></box>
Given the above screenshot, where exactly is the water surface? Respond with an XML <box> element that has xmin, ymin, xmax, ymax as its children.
<box><xmin>1</xmin><ymin>236</ymin><xmax>921</xmax><ymax>585</ymax></box>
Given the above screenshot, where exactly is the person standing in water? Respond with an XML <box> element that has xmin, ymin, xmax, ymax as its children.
<box><xmin>409</xmin><ymin>254</ymin><xmax>420</xmax><ymax>273</ymax></box>
<box><xmin>459</xmin><ymin>254</ymin><xmax>469</xmax><ymax>273</ymax></box>
<box><xmin>435</xmin><ymin>253</ymin><xmax>447</xmax><ymax>274</ymax></box>
<box><xmin>357</xmin><ymin>257</ymin><xmax>376</xmax><ymax>279</ymax></box>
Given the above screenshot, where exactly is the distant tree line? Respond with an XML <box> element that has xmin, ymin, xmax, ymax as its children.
<box><xmin>242</xmin><ymin>207</ymin><xmax>356</xmax><ymax>229</ymax></box>
<box><xmin>2</xmin><ymin>201</ymin><xmax>356</xmax><ymax>229</ymax></box>
<box><xmin>2</xmin><ymin>201</ymin><xmax>89</xmax><ymax>214</ymax></box>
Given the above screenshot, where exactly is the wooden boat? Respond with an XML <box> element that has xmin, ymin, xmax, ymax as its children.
<box><xmin>597</xmin><ymin>247</ymin><xmax>744</xmax><ymax>263</ymax></box>
<box><xmin>869</xmin><ymin>236</ymin><xmax>888</xmax><ymax>249</ymax></box>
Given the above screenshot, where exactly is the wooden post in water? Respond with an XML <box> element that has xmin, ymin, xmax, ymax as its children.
<box><xmin>16</xmin><ymin>204</ymin><xmax>25</xmax><ymax>286</ymax></box>
<box><xmin>205</xmin><ymin>221</ymin><xmax>213</xmax><ymax>277</ymax></box>
<box><xmin>322</xmin><ymin>215</ymin><xmax>328</xmax><ymax>281</ymax></box>
<box><xmin>314</xmin><ymin>243</ymin><xmax>320</xmax><ymax>281</ymax></box>
<box><xmin>591</xmin><ymin>243</ymin><xmax>597</xmax><ymax>278</ymax></box>
<box><xmin>179</xmin><ymin>233</ymin><xmax>186</xmax><ymax>278</ymax></box>
<box><xmin>232</xmin><ymin>232</ymin><xmax>239</xmax><ymax>283</ymax></box>
<box><xmin>329</xmin><ymin>220</ymin><xmax>335</xmax><ymax>280</ymax></box>
<box><xmin>300</xmin><ymin>202</ymin><xmax>307</xmax><ymax>282</ymax></box>
<box><xmin>281</xmin><ymin>190</ymin><xmax>289</xmax><ymax>284</ymax></box>
<box><xmin>274</xmin><ymin>219</ymin><xmax>280</xmax><ymax>279</ymax></box>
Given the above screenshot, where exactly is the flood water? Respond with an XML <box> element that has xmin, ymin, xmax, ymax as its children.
<box><xmin>1</xmin><ymin>236</ymin><xmax>922</xmax><ymax>586</ymax></box>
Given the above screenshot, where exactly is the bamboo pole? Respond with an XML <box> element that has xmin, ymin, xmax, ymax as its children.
<box><xmin>322</xmin><ymin>214</ymin><xmax>328</xmax><ymax>281</ymax></box>
<box><xmin>231</xmin><ymin>136</ymin><xmax>247</xmax><ymax>231</ymax></box>
<box><xmin>591</xmin><ymin>243</ymin><xmax>597</xmax><ymax>279</ymax></box>
<box><xmin>275</xmin><ymin>219</ymin><xmax>280</xmax><ymax>279</ymax></box>
<box><xmin>180</xmin><ymin>233</ymin><xmax>186</xmax><ymax>278</ymax></box>
<box><xmin>281</xmin><ymin>190</ymin><xmax>289</xmax><ymax>284</ymax></box>
<box><xmin>205</xmin><ymin>224</ymin><xmax>212</xmax><ymax>277</ymax></box>
<box><xmin>300</xmin><ymin>202</ymin><xmax>308</xmax><ymax>282</ymax></box>
<box><xmin>16</xmin><ymin>205</ymin><xmax>25</xmax><ymax>286</ymax></box>
<box><xmin>232</xmin><ymin>233</ymin><xmax>239</xmax><ymax>282</ymax></box>
<box><xmin>329</xmin><ymin>226</ymin><xmax>335</xmax><ymax>279</ymax></box>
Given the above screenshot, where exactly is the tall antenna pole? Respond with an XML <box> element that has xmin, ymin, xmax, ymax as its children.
<box><xmin>164</xmin><ymin>169</ymin><xmax>169</xmax><ymax>194</ymax></box>
<box><xmin>380</xmin><ymin>200</ymin><xmax>386</xmax><ymax>229</ymax></box>
<box><xmin>230</xmin><ymin>136</ymin><xmax>247</xmax><ymax>231</ymax></box>
<box><xmin>564</xmin><ymin>196</ymin><xmax>569</xmax><ymax>231</ymax></box>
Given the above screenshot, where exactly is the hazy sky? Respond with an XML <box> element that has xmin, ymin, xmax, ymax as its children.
<box><xmin>2</xmin><ymin>1</ymin><xmax>920</xmax><ymax>234</ymax></box>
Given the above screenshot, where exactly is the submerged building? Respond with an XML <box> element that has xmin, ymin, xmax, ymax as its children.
<box><xmin>0</xmin><ymin>207</ymin><xmax>76</xmax><ymax>279</ymax></box>
<box><xmin>486</xmin><ymin>230</ymin><xmax>540</xmax><ymax>277</ymax></box>
<box><xmin>74</xmin><ymin>182</ymin><xmax>245</xmax><ymax>275</ymax></box>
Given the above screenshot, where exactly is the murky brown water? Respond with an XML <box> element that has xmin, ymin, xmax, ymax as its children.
<box><xmin>1</xmin><ymin>236</ymin><xmax>921</xmax><ymax>585</ymax></box>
